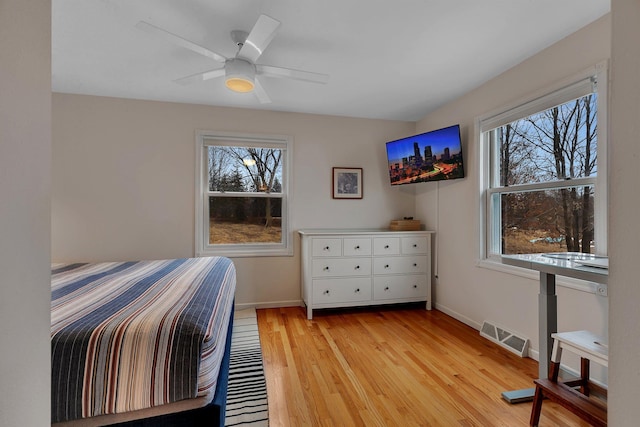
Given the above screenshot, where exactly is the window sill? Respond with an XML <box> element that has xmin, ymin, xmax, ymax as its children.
<box><xmin>476</xmin><ymin>258</ymin><xmax>605</xmax><ymax>295</ymax></box>
<box><xmin>197</xmin><ymin>247</ymin><xmax>294</xmax><ymax>258</ymax></box>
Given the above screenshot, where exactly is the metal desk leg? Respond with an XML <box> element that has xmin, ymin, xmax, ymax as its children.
<box><xmin>538</xmin><ymin>271</ymin><xmax>557</xmax><ymax>379</ymax></box>
<box><xmin>501</xmin><ymin>271</ymin><xmax>557</xmax><ymax>404</ymax></box>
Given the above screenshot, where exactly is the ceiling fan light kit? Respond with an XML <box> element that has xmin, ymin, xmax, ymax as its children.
<box><xmin>225</xmin><ymin>58</ymin><xmax>256</xmax><ymax>93</ymax></box>
<box><xmin>225</xmin><ymin>77</ymin><xmax>254</xmax><ymax>93</ymax></box>
<box><xmin>136</xmin><ymin>14</ymin><xmax>328</xmax><ymax>103</ymax></box>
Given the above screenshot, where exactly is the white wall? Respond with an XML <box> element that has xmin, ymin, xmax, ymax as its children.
<box><xmin>414</xmin><ymin>15</ymin><xmax>611</xmax><ymax>367</ymax></box>
<box><xmin>609</xmin><ymin>0</ymin><xmax>640</xmax><ymax>423</ymax></box>
<box><xmin>0</xmin><ymin>1</ymin><xmax>51</xmax><ymax>426</ymax></box>
<box><xmin>52</xmin><ymin>95</ymin><xmax>416</xmax><ymax>306</ymax></box>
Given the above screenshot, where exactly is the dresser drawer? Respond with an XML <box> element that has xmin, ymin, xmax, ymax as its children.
<box><xmin>401</xmin><ymin>236</ymin><xmax>429</xmax><ymax>255</ymax></box>
<box><xmin>343</xmin><ymin>238</ymin><xmax>372</xmax><ymax>256</ymax></box>
<box><xmin>373</xmin><ymin>275</ymin><xmax>427</xmax><ymax>300</ymax></box>
<box><xmin>311</xmin><ymin>238</ymin><xmax>342</xmax><ymax>257</ymax></box>
<box><xmin>373</xmin><ymin>255</ymin><xmax>428</xmax><ymax>275</ymax></box>
<box><xmin>373</xmin><ymin>237</ymin><xmax>400</xmax><ymax>255</ymax></box>
<box><xmin>313</xmin><ymin>278</ymin><xmax>372</xmax><ymax>304</ymax></box>
<box><xmin>312</xmin><ymin>258</ymin><xmax>372</xmax><ymax>277</ymax></box>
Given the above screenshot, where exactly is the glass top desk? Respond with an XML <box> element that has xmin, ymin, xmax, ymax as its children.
<box><xmin>500</xmin><ymin>252</ymin><xmax>608</xmax><ymax>403</ymax></box>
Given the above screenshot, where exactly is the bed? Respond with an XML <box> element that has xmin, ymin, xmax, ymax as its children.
<box><xmin>50</xmin><ymin>257</ymin><xmax>236</xmax><ymax>427</ymax></box>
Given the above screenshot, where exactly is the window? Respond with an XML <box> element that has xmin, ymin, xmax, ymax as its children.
<box><xmin>195</xmin><ymin>131</ymin><xmax>292</xmax><ymax>257</ymax></box>
<box><xmin>480</xmin><ymin>64</ymin><xmax>607</xmax><ymax>261</ymax></box>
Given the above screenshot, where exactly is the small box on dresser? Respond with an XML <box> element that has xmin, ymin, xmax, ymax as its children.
<box><xmin>298</xmin><ymin>229</ymin><xmax>434</xmax><ymax>319</ymax></box>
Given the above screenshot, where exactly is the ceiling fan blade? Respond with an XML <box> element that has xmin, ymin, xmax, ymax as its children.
<box><xmin>253</xmin><ymin>78</ymin><xmax>272</xmax><ymax>104</ymax></box>
<box><xmin>136</xmin><ymin>21</ymin><xmax>227</xmax><ymax>63</ymax></box>
<box><xmin>173</xmin><ymin>68</ymin><xmax>226</xmax><ymax>86</ymax></box>
<box><xmin>237</xmin><ymin>15</ymin><xmax>281</xmax><ymax>63</ymax></box>
<box><xmin>257</xmin><ymin>64</ymin><xmax>329</xmax><ymax>84</ymax></box>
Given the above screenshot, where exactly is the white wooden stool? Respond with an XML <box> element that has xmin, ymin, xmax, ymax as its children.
<box><xmin>530</xmin><ymin>330</ymin><xmax>608</xmax><ymax>426</ymax></box>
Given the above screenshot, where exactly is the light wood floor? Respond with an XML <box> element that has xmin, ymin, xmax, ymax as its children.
<box><xmin>257</xmin><ymin>305</ymin><xmax>592</xmax><ymax>426</ymax></box>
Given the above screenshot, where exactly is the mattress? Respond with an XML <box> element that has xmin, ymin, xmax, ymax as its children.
<box><xmin>50</xmin><ymin>257</ymin><xmax>236</xmax><ymax>424</ymax></box>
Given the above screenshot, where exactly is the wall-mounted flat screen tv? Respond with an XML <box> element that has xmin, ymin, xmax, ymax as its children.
<box><xmin>386</xmin><ymin>124</ymin><xmax>464</xmax><ymax>185</ymax></box>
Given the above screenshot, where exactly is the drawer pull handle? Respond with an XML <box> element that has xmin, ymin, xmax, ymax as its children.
<box><xmin>384</xmin><ymin>264</ymin><xmax>389</xmax><ymax>269</ymax></box>
<box><xmin>355</xmin><ymin>245</ymin><xmax>360</xmax><ymax>249</ymax></box>
<box><xmin>384</xmin><ymin>245</ymin><xmax>389</xmax><ymax>249</ymax></box>
<box><xmin>355</xmin><ymin>265</ymin><xmax>360</xmax><ymax>270</ymax></box>
<box><xmin>324</xmin><ymin>246</ymin><xmax>330</xmax><ymax>250</ymax></box>
<box><xmin>413</xmin><ymin>263</ymin><xmax>418</xmax><ymax>267</ymax></box>
<box><xmin>323</xmin><ymin>266</ymin><xmax>330</xmax><ymax>271</ymax></box>
<box><xmin>413</xmin><ymin>244</ymin><xmax>418</xmax><ymax>248</ymax></box>
<box><xmin>384</xmin><ymin>286</ymin><xmax>390</xmax><ymax>291</ymax></box>
<box><xmin>413</xmin><ymin>284</ymin><xmax>418</xmax><ymax>289</ymax></box>
<box><xmin>355</xmin><ymin>288</ymin><xmax>360</xmax><ymax>293</ymax></box>
<box><xmin>324</xmin><ymin>290</ymin><xmax>330</xmax><ymax>295</ymax></box>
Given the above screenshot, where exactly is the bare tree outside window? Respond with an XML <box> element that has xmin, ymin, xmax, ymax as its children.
<box><xmin>207</xmin><ymin>145</ymin><xmax>284</xmax><ymax>245</ymax></box>
<box><xmin>495</xmin><ymin>93</ymin><xmax>597</xmax><ymax>254</ymax></box>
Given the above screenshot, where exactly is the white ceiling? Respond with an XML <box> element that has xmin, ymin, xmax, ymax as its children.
<box><xmin>52</xmin><ymin>0</ymin><xmax>610</xmax><ymax>122</ymax></box>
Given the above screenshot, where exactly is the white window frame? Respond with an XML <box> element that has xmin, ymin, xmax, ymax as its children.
<box><xmin>195</xmin><ymin>130</ymin><xmax>293</xmax><ymax>257</ymax></box>
<box><xmin>477</xmin><ymin>62</ymin><xmax>608</xmax><ymax>287</ymax></box>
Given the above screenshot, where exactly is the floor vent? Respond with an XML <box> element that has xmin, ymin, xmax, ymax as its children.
<box><xmin>480</xmin><ymin>321</ymin><xmax>529</xmax><ymax>357</ymax></box>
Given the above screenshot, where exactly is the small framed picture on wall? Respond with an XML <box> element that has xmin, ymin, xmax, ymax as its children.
<box><xmin>332</xmin><ymin>167</ymin><xmax>363</xmax><ymax>199</ymax></box>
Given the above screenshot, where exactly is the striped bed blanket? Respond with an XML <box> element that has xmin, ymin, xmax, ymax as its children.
<box><xmin>51</xmin><ymin>257</ymin><xmax>236</xmax><ymax>424</ymax></box>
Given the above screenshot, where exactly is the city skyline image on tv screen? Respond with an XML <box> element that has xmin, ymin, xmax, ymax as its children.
<box><xmin>386</xmin><ymin>124</ymin><xmax>464</xmax><ymax>185</ymax></box>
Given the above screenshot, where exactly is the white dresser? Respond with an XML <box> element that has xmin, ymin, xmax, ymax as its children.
<box><xmin>298</xmin><ymin>229</ymin><xmax>434</xmax><ymax>319</ymax></box>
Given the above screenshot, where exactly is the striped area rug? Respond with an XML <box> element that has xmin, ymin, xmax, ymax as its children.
<box><xmin>225</xmin><ymin>308</ymin><xmax>269</xmax><ymax>427</ymax></box>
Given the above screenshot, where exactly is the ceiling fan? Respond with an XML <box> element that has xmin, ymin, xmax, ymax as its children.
<box><xmin>136</xmin><ymin>14</ymin><xmax>329</xmax><ymax>104</ymax></box>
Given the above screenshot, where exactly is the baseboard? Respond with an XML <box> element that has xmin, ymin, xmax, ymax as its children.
<box><xmin>434</xmin><ymin>302</ymin><xmax>543</xmax><ymax>361</ymax></box>
<box><xmin>235</xmin><ymin>300</ymin><xmax>302</xmax><ymax>311</ymax></box>
<box><xmin>433</xmin><ymin>302</ymin><xmax>483</xmax><ymax>331</ymax></box>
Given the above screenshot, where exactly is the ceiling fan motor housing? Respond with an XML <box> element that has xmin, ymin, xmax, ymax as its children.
<box><xmin>225</xmin><ymin>58</ymin><xmax>256</xmax><ymax>92</ymax></box>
